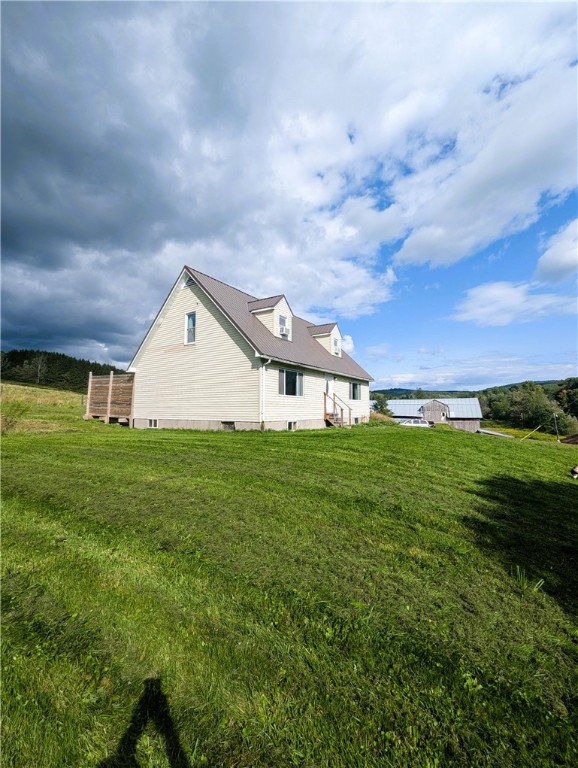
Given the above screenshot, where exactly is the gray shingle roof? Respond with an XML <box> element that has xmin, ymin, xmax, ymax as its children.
<box><xmin>386</xmin><ymin>398</ymin><xmax>482</xmax><ymax>419</ymax></box>
<box><xmin>187</xmin><ymin>267</ymin><xmax>372</xmax><ymax>381</ymax></box>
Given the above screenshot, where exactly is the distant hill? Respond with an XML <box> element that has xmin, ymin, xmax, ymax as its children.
<box><xmin>372</xmin><ymin>388</ymin><xmax>476</xmax><ymax>399</ymax></box>
<box><xmin>372</xmin><ymin>382</ymin><xmax>559</xmax><ymax>399</ymax></box>
<box><xmin>1</xmin><ymin>349</ymin><xmax>125</xmax><ymax>393</ymax></box>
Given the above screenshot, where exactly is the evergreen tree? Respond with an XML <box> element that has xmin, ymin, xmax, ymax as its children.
<box><xmin>1</xmin><ymin>349</ymin><xmax>125</xmax><ymax>393</ymax></box>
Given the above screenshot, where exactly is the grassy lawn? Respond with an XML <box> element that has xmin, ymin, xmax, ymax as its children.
<box><xmin>2</xmin><ymin>386</ymin><xmax>577</xmax><ymax>766</ymax></box>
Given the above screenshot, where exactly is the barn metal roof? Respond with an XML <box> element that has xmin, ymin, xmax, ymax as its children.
<box><xmin>185</xmin><ymin>267</ymin><xmax>373</xmax><ymax>381</ymax></box>
<box><xmin>386</xmin><ymin>398</ymin><xmax>482</xmax><ymax>419</ymax></box>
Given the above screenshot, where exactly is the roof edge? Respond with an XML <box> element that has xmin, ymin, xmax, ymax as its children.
<box><xmin>257</xmin><ymin>353</ymin><xmax>372</xmax><ymax>381</ymax></box>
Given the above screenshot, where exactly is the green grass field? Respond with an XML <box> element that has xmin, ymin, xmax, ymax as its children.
<box><xmin>2</xmin><ymin>385</ymin><xmax>577</xmax><ymax>767</ymax></box>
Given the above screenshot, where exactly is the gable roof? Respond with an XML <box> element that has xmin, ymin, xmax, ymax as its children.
<box><xmin>308</xmin><ymin>323</ymin><xmax>337</xmax><ymax>336</ymax></box>
<box><xmin>131</xmin><ymin>267</ymin><xmax>372</xmax><ymax>381</ymax></box>
<box><xmin>187</xmin><ymin>267</ymin><xmax>372</xmax><ymax>380</ymax></box>
<box><xmin>248</xmin><ymin>295</ymin><xmax>285</xmax><ymax>312</ymax></box>
<box><xmin>386</xmin><ymin>398</ymin><xmax>482</xmax><ymax>419</ymax></box>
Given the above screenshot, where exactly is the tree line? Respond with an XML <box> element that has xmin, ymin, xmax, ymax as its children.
<box><xmin>479</xmin><ymin>379</ymin><xmax>578</xmax><ymax>435</ymax></box>
<box><xmin>373</xmin><ymin>379</ymin><xmax>578</xmax><ymax>436</ymax></box>
<box><xmin>1</xmin><ymin>349</ymin><xmax>125</xmax><ymax>393</ymax></box>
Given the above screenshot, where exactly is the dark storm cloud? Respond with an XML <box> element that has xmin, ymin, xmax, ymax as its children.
<box><xmin>0</xmin><ymin>257</ymin><xmax>147</xmax><ymax>363</ymax></box>
<box><xmin>0</xmin><ymin>1</ymin><xmax>280</xmax><ymax>361</ymax></box>
<box><xmin>1</xmin><ymin>2</ymin><xmax>199</xmax><ymax>269</ymax></box>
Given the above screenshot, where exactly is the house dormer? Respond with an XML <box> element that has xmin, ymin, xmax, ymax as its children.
<box><xmin>308</xmin><ymin>323</ymin><xmax>342</xmax><ymax>357</ymax></box>
<box><xmin>249</xmin><ymin>295</ymin><xmax>293</xmax><ymax>341</ymax></box>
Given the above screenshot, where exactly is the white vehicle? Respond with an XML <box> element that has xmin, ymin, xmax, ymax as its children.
<box><xmin>398</xmin><ymin>418</ymin><xmax>432</xmax><ymax>427</ymax></box>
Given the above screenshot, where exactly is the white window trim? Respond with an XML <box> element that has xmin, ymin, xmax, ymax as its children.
<box><xmin>350</xmin><ymin>382</ymin><xmax>361</xmax><ymax>400</ymax></box>
<box><xmin>184</xmin><ymin>311</ymin><xmax>196</xmax><ymax>344</ymax></box>
<box><xmin>279</xmin><ymin>369</ymin><xmax>303</xmax><ymax>397</ymax></box>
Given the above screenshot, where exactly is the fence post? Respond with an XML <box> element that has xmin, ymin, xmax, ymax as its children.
<box><xmin>85</xmin><ymin>372</ymin><xmax>92</xmax><ymax>419</ymax></box>
<box><xmin>106</xmin><ymin>371</ymin><xmax>114</xmax><ymax>424</ymax></box>
<box><xmin>129</xmin><ymin>373</ymin><xmax>135</xmax><ymax>428</ymax></box>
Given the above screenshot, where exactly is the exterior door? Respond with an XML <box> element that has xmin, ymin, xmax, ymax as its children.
<box><xmin>325</xmin><ymin>375</ymin><xmax>335</xmax><ymax>414</ymax></box>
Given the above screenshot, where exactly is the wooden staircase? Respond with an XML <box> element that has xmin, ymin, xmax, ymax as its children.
<box><xmin>324</xmin><ymin>392</ymin><xmax>352</xmax><ymax>428</ymax></box>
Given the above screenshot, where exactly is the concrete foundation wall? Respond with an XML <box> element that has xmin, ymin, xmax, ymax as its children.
<box><xmin>132</xmin><ymin>418</ymin><xmax>330</xmax><ymax>431</ymax></box>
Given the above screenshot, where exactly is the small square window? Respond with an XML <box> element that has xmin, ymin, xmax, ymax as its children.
<box><xmin>148</xmin><ymin>419</ymin><xmax>158</xmax><ymax>428</ymax></box>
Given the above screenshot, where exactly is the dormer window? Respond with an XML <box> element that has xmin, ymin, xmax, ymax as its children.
<box><xmin>279</xmin><ymin>315</ymin><xmax>289</xmax><ymax>338</ymax></box>
<box><xmin>333</xmin><ymin>337</ymin><xmax>340</xmax><ymax>355</ymax></box>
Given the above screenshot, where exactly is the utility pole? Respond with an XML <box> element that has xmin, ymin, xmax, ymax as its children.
<box><xmin>553</xmin><ymin>413</ymin><xmax>560</xmax><ymax>442</ymax></box>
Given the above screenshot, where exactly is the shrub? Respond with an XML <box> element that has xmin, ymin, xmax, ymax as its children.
<box><xmin>1</xmin><ymin>400</ymin><xmax>31</xmax><ymax>434</ymax></box>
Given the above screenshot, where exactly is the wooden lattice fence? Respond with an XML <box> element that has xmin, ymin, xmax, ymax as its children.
<box><xmin>85</xmin><ymin>372</ymin><xmax>134</xmax><ymax>425</ymax></box>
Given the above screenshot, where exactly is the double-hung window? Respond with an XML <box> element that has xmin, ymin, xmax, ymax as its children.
<box><xmin>279</xmin><ymin>369</ymin><xmax>303</xmax><ymax>396</ymax></box>
<box><xmin>185</xmin><ymin>312</ymin><xmax>196</xmax><ymax>344</ymax></box>
<box><xmin>350</xmin><ymin>382</ymin><xmax>361</xmax><ymax>400</ymax></box>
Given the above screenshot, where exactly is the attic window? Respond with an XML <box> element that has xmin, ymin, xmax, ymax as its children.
<box><xmin>279</xmin><ymin>315</ymin><xmax>289</xmax><ymax>337</ymax></box>
<box><xmin>333</xmin><ymin>338</ymin><xmax>340</xmax><ymax>355</ymax></box>
<box><xmin>185</xmin><ymin>312</ymin><xmax>196</xmax><ymax>344</ymax></box>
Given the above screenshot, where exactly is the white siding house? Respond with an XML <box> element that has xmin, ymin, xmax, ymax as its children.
<box><xmin>127</xmin><ymin>267</ymin><xmax>373</xmax><ymax>431</ymax></box>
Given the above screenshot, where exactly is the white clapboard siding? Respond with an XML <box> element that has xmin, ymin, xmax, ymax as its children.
<box><xmin>313</xmin><ymin>326</ymin><xmax>342</xmax><ymax>357</ymax></box>
<box><xmin>273</xmin><ymin>297</ymin><xmax>293</xmax><ymax>341</ymax></box>
<box><xmin>264</xmin><ymin>365</ymin><xmax>327</xmax><ymax>421</ymax></box>
<box><xmin>333</xmin><ymin>378</ymin><xmax>370</xmax><ymax>420</ymax></box>
<box><xmin>263</xmin><ymin>368</ymin><xmax>369</xmax><ymax>422</ymax></box>
<box><xmin>253</xmin><ymin>308</ymin><xmax>275</xmax><ymax>335</ymax></box>
<box><xmin>132</xmin><ymin>281</ymin><xmax>260</xmax><ymax>421</ymax></box>
<box><xmin>252</xmin><ymin>297</ymin><xmax>293</xmax><ymax>340</ymax></box>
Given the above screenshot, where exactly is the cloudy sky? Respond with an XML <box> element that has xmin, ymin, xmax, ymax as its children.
<box><xmin>2</xmin><ymin>1</ymin><xmax>577</xmax><ymax>390</ymax></box>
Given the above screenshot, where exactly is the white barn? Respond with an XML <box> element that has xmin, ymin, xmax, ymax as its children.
<box><xmin>119</xmin><ymin>266</ymin><xmax>373</xmax><ymax>431</ymax></box>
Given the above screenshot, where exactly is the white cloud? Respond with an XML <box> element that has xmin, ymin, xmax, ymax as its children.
<box><xmin>372</xmin><ymin>352</ymin><xmax>577</xmax><ymax>391</ymax></box>
<box><xmin>341</xmin><ymin>334</ymin><xmax>355</xmax><ymax>355</ymax></box>
<box><xmin>452</xmin><ymin>281</ymin><xmax>577</xmax><ymax>326</ymax></box>
<box><xmin>367</xmin><ymin>343</ymin><xmax>391</xmax><ymax>358</ymax></box>
<box><xmin>535</xmin><ymin>219</ymin><xmax>578</xmax><ymax>282</ymax></box>
<box><xmin>393</xmin><ymin>62</ymin><xmax>577</xmax><ymax>267</ymax></box>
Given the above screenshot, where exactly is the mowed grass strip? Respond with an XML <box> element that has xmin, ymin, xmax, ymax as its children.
<box><xmin>2</xmin><ymin>390</ymin><xmax>578</xmax><ymax>767</ymax></box>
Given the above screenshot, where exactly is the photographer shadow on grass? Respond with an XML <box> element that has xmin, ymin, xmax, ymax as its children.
<box><xmin>466</xmin><ymin>474</ymin><xmax>578</xmax><ymax>616</ymax></box>
<box><xmin>97</xmin><ymin>678</ymin><xmax>191</xmax><ymax>768</ymax></box>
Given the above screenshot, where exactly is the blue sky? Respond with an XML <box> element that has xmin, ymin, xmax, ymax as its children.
<box><xmin>2</xmin><ymin>2</ymin><xmax>577</xmax><ymax>390</ymax></box>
